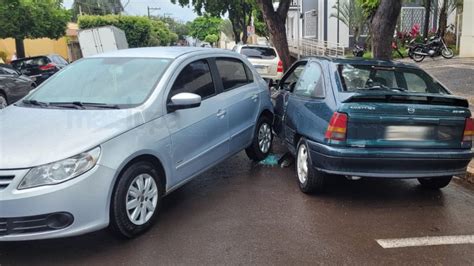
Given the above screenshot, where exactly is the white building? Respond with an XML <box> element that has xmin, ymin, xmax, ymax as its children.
<box><xmin>285</xmin><ymin>0</ymin><xmax>349</xmax><ymax>49</ymax></box>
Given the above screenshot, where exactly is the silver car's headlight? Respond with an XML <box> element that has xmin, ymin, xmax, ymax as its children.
<box><xmin>18</xmin><ymin>147</ymin><xmax>101</xmax><ymax>190</ymax></box>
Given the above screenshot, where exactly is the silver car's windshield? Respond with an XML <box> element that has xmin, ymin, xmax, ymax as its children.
<box><xmin>25</xmin><ymin>57</ymin><xmax>172</xmax><ymax>108</ymax></box>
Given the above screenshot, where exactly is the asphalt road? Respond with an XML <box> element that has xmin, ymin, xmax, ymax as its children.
<box><xmin>1</xmin><ymin>142</ymin><xmax>473</xmax><ymax>265</ymax></box>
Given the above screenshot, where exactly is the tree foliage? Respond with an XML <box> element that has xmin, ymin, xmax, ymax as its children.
<box><xmin>170</xmin><ymin>0</ymin><xmax>263</xmax><ymax>43</ymax></box>
<box><xmin>204</xmin><ymin>34</ymin><xmax>219</xmax><ymax>45</ymax></box>
<box><xmin>356</xmin><ymin>0</ymin><xmax>380</xmax><ymax>19</ymax></box>
<box><xmin>188</xmin><ymin>14</ymin><xmax>222</xmax><ymax>41</ymax></box>
<box><xmin>0</xmin><ymin>0</ymin><xmax>70</xmax><ymax>40</ymax></box>
<box><xmin>331</xmin><ymin>0</ymin><xmax>367</xmax><ymax>43</ymax></box>
<box><xmin>72</xmin><ymin>0</ymin><xmax>123</xmax><ymax>20</ymax></box>
<box><xmin>0</xmin><ymin>0</ymin><xmax>70</xmax><ymax>57</ymax></box>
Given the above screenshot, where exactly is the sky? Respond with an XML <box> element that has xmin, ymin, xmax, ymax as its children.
<box><xmin>63</xmin><ymin>0</ymin><xmax>198</xmax><ymax>22</ymax></box>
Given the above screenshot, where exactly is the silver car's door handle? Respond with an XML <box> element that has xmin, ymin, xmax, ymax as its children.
<box><xmin>216</xmin><ymin>109</ymin><xmax>227</xmax><ymax>118</ymax></box>
<box><xmin>251</xmin><ymin>94</ymin><xmax>259</xmax><ymax>101</ymax></box>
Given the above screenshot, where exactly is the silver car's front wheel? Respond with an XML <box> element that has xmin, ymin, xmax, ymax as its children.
<box><xmin>110</xmin><ymin>161</ymin><xmax>163</xmax><ymax>238</ymax></box>
<box><xmin>0</xmin><ymin>95</ymin><xmax>7</xmax><ymax>109</ymax></box>
<box><xmin>126</xmin><ymin>174</ymin><xmax>159</xmax><ymax>225</ymax></box>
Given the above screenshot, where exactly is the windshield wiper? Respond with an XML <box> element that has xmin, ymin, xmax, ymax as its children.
<box><xmin>49</xmin><ymin>102</ymin><xmax>120</xmax><ymax>109</ymax></box>
<box><xmin>21</xmin><ymin>99</ymin><xmax>49</xmax><ymax>107</ymax></box>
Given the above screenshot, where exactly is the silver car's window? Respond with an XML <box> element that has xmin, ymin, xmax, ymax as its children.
<box><xmin>27</xmin><ymin>58</ymin><xmax>171</xmax><ymax>106</ymax></box>
<box><xmin>215</xmin><ymin>58</ymin><xmax>251</xmax><ymax>91</ymax></box>
<box><xmin>169</xmin><ymin>59</ymin><xmax>216</xmax><ymax>99</ymax></box>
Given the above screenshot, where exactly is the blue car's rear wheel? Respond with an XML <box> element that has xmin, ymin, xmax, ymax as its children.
<box><xmin>418</xmin><ymin>176</ymin><xmax>452</xmax><ymax>189</ymax></box>
<box><xmin>296</xmin><ymin>138</ymin><xmax>325</xmax><ymax>194</ymax></box>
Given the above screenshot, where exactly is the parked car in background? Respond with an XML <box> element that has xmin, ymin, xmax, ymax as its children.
<box><xmin>0</xmin><ymin>47</ymin><xmax>273</xmax><ymax>241</ymax></box>
<box><xmin>11</xmin><ymin>54</ymin><xmax>68</xmax><ymax>85</ymax></box>
<box><xmin>0</xmin><ymin>64</ymin><xmax>35</xmax><ymax>109</ymax></box>
<box><xmin>233</xmin><ymin>44</ymin><xmax>283</xmax><ymax>82</ymax></box>
<box><xmin>273</xmin><ymin>57</ymin><xmax>473</xmax><ymax>194</ymax></box>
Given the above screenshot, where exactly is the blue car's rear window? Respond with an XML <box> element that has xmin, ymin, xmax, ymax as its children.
<box><xmin>337</xmin><ymin>64</ymin><xmax>448</xmax><ymax>94</ymax></box>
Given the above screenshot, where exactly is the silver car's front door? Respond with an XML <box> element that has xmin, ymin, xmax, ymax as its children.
<box><xmin>164</xmin><ymin>59</ymin><xmax>229</xmax><ymax>185</ymax></box>
<box><xmin>214</xmin><ymin>58</ymin><xmax>259</xmax><ymax>154</ymax></box>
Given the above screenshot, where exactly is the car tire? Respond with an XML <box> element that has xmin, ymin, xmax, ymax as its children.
<box><xmin>245</xmin><ymin>115</ymin><xmax>273</xmax><ymax>161</ymax></box>
<box><xmin>296</xmin><ymin>138</ymin><xmax>325</xmax><ymax>194</ymax></box>
<box><xmin>0</xmin><ymin>93</ymin><xmax>7</xmax><ymax>109</ymax></box>
<box><xmin>417</xmin><ymin>176</ymin><xmax>452</xmax><ymax>189</ymax></box>
<box><xmin>110</xmin><ymin>161</ymin><xmax>164</xmax><ymax>238</ymax></box>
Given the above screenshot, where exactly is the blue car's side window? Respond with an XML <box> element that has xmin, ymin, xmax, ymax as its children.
<box><xmin>293</xmin><ymin>61</ymin><xmax>325</xmax><ymax>99</ymax></box>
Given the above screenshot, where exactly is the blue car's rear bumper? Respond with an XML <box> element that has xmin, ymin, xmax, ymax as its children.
<box><xmin>306</xmin><ymin>139</ymin><xmax>474</xmax><ymax>178</ymax></box>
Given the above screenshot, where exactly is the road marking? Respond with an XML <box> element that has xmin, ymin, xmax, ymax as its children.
<box><xmin>376</xmin><ymin>235</ymin><xmax>474</xmax><ymax>249</ymax></box>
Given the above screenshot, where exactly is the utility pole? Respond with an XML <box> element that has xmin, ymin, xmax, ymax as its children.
<box><xmin>336</xmin><ymin>0</ymin><xmax>340</xmax><ymax>44</ymax></box>
<box><xmin>147</xmin><ymin>6</ymin><xmax>161</xmax><ymax>19</ymax></box>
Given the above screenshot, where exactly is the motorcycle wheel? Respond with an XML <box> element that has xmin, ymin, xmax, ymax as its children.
<box><xmin>412</xmin><ymin>47</ymin><xmax>425</xmax><ymax>62</ymax></box>
<box><xmin>441</xmin><ymin>47</ymin><xmax>454</xmax><ymax>59</ymax></box>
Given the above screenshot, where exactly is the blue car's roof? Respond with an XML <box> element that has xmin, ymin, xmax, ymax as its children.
<box><xmin>90</xmin><ymin>47</ymin><xmax>235</xmax><ymax>59</ymax></box>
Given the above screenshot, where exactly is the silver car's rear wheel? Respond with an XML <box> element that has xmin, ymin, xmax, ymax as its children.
<box><xmin>258</xmin><ymin>122</ymin><xmax>272</xmax><ymax>154</ymax></box>
<box><xmin>126</xmin><ymin>174</ymin><xmax>159</xmax><ymax>225</ymax></box>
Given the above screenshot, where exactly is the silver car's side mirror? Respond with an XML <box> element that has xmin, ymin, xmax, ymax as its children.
<box><xmin>167</xmin><ymin>92</ymin><xmax>202</xmax><ymax>112</ymax></box>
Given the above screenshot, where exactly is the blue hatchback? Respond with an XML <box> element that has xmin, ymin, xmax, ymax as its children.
<box><xmin>273</xmin><ymin>57</ymin><xmax>473</xmax><ymax>193</ymax></box>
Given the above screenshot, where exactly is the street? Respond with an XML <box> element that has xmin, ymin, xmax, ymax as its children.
<box><xmin>1</xmin><ymin>142</ymin><xmax>473</xmax><ymax>264</ymax></box>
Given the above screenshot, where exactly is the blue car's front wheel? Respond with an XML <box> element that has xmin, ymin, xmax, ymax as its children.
<box><xmin>297</xmin><ymin>138</ymin><xmax>325</xmax><ymax>194</ymax></box>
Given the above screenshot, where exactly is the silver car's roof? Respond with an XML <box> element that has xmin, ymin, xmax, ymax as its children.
<box><xmin>90</xmin><ymin>47</ymin><xmax>234</xmax><ymax>59</ymax></box>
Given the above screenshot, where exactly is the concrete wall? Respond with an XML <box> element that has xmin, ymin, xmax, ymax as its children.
<box><xmin>460</xmin><ymin>0</ymin><xmax>474</xmax><ymax>57</ymax></box>
<box><xmin>0</xmin><ymin>37</ymin><xmax>70</xmax><ymax>62</ymax></box>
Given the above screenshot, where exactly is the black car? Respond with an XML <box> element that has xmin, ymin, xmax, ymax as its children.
<box><xmin>0</xmin><ymin>64</ymin><xmax>35</xmax><ymax>109</ymax></box>
<box><xmin>11</xmin><ymin>54</ymin><xmax>68</xmax><ymax>85</ymax></box>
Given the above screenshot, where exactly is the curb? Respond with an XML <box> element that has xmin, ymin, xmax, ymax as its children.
<box><xmin>465</xmin><ymin>166</ymin><xmax>474</xmax><ymax>184</ymax></box>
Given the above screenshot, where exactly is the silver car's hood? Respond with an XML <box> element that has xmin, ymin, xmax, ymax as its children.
<box><xmin>0</xmin><ymin>106</ymin><xmax>145</xmax><ymax>169</ymax></box>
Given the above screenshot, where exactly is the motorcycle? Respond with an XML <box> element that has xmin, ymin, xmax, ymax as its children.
<box><xmin>352</xmin><ymin>44</ymin><xmax>365</xmax><ymax>57</ymax></box>
<box><xmin>407</xmin><ymin>35</ymin><xmax>454</xmax><ymax>62</ymax></box>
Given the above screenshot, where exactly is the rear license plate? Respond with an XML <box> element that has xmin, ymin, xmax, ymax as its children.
<box><xmin>254</xmin><ymin>65</ymin><xmax>268</xmax><ymax>74</ymax></box>
<box><xmin>384</xmin><ymin>126</ymin><xmax>431</xmax><ymax>141</ymax></box>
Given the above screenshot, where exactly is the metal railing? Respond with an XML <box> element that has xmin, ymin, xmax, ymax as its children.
<box><xmin>290</xmin><ymin>38</ymin><xmax>345</xmax><ymax>58</ymax></box>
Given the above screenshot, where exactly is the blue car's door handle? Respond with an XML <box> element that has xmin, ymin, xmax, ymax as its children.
<box><xmin>216</xmin><ymin>109</ymin><xmax>227</xmax><ymax>118</ymax></box>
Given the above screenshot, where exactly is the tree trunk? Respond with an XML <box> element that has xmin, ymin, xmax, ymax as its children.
<box><xmin>370</xmin><ymin>0</ymin><xmax>402</xmax><ymax>60</ymax></box>
<box><xmin>438</xmin><ymin>0</ymin><xmax>448</xmax><ymax>38</ymax></box>
<box><xmin>256</xmin><ymin>0</ymin><xmax>293</xmax><ymax>71</ymax></box>
<box><xmin>229</xmin><ymin>12</ymin><xmax>242</xmax><ymax>43</ymax></box>
<box><xmin>423</xmin><ymin>0</ymin><xmax>431</xmax><ymax>38</ymax></box>
<box><xmin>15</xmin><ymin>38</ymin><xmax>25</xmax><ymax>59</ymax></box>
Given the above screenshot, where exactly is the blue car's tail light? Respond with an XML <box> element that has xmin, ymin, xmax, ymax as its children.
<box><xmin>325</xmin><ymin>112</ymin><xmax>348</xmax><ymax>142</ymax></box>
<box><xmin>462</xmin><ymin>118</ymin><xmax>473</xmax><ymax>146</ymax></box>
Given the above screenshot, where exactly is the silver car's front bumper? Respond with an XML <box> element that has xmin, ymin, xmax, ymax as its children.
<box><xmin>0</xmin><ymin>164</ymin><xmax>116</xmax><ymax>241</ymax></box>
